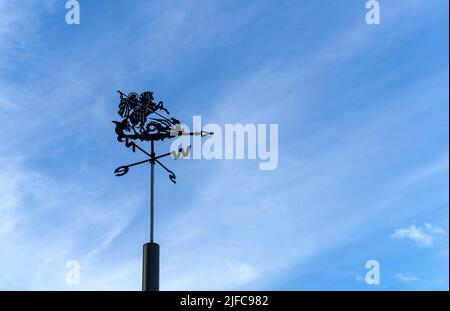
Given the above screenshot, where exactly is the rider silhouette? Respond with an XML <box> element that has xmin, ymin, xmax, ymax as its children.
<box><xmin>115</xmin><ymin>90</ymin><xmax>175</xmax><ymax>139</ymax></box>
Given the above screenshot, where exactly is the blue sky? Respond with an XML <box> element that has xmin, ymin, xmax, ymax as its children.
<box><xmin>0</xmin><ymin>0</ymin><xmax>448</xmax><ymax>290</ymax></box>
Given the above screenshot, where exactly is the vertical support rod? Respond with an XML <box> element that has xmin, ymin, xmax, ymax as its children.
<box><xmin>143</xmin><ymin>140</ymin><xmax>159</xmax><ymax>291</ymax></box>
<box><xmin>150</xmin><ymin>140</ymin><xmax>155</xmax><ymax>243</ymax></box>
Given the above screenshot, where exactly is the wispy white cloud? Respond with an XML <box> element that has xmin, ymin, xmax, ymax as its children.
<box><xmin>0</xmin><ymin>155</ymin><xmax>142</xmax><ymax>290</ymax></box>
<box><xmin>0</xmin><ymin>0</ymin><xmax>42</xmax><ymax>69</ymax></box>
<box><xmin>396</xmin><ymin>273</ymin><xmax>420</xmax><ymax>283</ymax></box>
<box><xmin>157</xmin><ymin>1</ymin><xmax>449</xmax><ymax>289</ymax></box>
<box><xmin>391</xmin><ymin>223</ymin><xmax>446</xmax><ymax>247</ymax></box>
<box><xmin>159</xmin><ymin>67</ymin><xmax>449</xmax><ymax>290</ymax></box>
<box><xmin>395</xmin><ymin>156</ymin><xmax>449</xmax><ymax>190</ymax></box>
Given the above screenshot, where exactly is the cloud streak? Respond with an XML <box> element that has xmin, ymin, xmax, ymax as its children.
<box><xmin>391</xmin><ymin>223</ymin><xmax>446</xmax><ymax>247</ymax></box>
<box><xmin>396</xmin><ymin>273</ymin><xmax>420</xmax><ymax>283</ymax></box>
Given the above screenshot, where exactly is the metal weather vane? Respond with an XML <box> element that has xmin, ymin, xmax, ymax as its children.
<box><xmin>112</xmin><ymin>90</ymin><xmax>212</xmax><ymax>291</ymax></box>
<box><xmin>113</xmin><ymin>90</ymin><xmax>212</xmax><ymax>182</ymax></box>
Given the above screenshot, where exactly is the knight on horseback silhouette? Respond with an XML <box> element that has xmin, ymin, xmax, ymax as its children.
<box><xmin>115</xmin><ymin>90</ymin><xmax>176</xmax><ymax>140</ymax></box>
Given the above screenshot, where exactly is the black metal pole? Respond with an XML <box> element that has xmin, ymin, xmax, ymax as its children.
<box><xmin>143</xmin><ymin>140</ymin><xmax>159</xmax><ymax>291</ymax></box>
<box><xmin>150</xmin><ymin>140</ymin><xmax>155</xmax><ymax>243</ymax></box>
